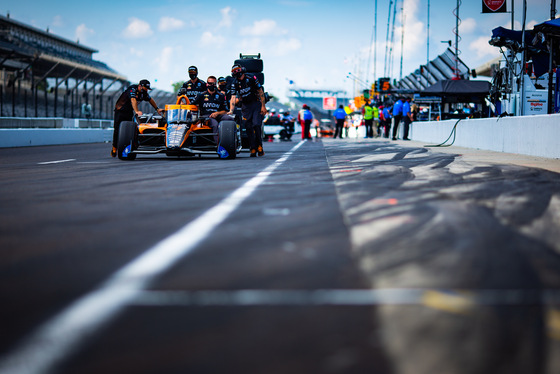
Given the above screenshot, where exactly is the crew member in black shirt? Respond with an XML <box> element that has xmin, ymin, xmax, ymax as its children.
<box><xmin>111</xmin><ymin>79</ymin><xmax>164</xmax><ymax>157</ymax></box>
<box><xmin>217</xmin><ymin>76</ymin><xmax>231</xmax><ymax>111</ymax></box>
<box><xmin>191</xmin><ymin>76</ymin><xmax>232</xmax><ymax>142</ymax></box>
<box><xmin>227</xmin><ymin>65</ymin><xmax>267</xmax><ymax>157</ymax></box>
<box><xmin>178</xmin><ymin>66</ymin><xmax>207</xmax><ymax>104</ymax></box>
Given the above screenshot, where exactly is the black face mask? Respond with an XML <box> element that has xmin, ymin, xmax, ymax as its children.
<box><xmin>207</xmin><ymin>83</ymin><xmax>216</xmax><ymax>92</ymax></box>
<box><xmin>189</xmin><ymin>73</ymin><xmax>197</xmax><ymax>80</ymax></box>
<box><xmin>233</xmin><ymin>71</ymin><xmax>243</xmax><ymax>79</ymax></box>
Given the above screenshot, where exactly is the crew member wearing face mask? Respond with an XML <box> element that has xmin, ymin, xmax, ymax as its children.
<box><xmin>191</xmin><ymin>76</ymin><xmax>232</xmax><ymax>142</ymax></box>
<box><xmin>217</xmin><ymin>76</ymin><xmax>231</xmax><ymax>110</ymax></box>
<box><xmin>177</xmin><ymin>66</ymin><xmax>207</xmax><ymax>104</ymax></box>
<box><xmin>227</xmin><ymin>64</ymin><xmax>267</xmax><ymax>157</ymax></box>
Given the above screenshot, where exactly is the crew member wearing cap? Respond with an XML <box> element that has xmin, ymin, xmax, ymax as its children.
<box><xmin>217</xmin><ymin>76</ymin><xmax>231</xmax><ymax>111</ymax></box>
<box><xmin>178</xmin><ymin>66</ymin><xmax>207</xmax><ymax>104</ymax></box>
<box><xmin>227</xmin><ymin>64</ymin><xmax>267</xmax><ymax>157</ymax></box>
<box><xmin>111</xmin><ymin>79</ymin><xmax>164</xmax><ymax>157</ymax></box>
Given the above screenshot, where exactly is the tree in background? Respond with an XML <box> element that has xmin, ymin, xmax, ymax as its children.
<box><xmin>171</xmin><ymin>81</ymin><xmax>184</xmax><ymax>94</ymax></box>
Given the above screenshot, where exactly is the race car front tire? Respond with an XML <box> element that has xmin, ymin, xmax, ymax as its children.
<box><xmin>218</xmin><ymin>120</ymin><xmax>237</xmax><ymax>159</ymax></box>
<box><xmin>117</xmin><ymin>121</ymin><xmax>137</xmax><ymax>160</ymax></box>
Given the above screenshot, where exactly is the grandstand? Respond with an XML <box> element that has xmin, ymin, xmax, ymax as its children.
<box><xmin>0</xmin><ymin>14</ymin><xmax>128</xmax><ymax>120</ymax></box>
<box><xmin>286</xmin><ymin>86</ymin><xmax>351</xmax><ymax>126</ymax></box>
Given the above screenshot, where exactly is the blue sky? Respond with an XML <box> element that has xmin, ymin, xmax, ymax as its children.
<box><xmin>2</xmin><ymin>0</ymin><xmax>557</xmax><ymax>102</ymax></box>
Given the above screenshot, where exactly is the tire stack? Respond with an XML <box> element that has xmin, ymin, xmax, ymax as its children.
<box><xmin>234</xmin><ymin>53</ymin><xmax>264</xmax><ymax>86</ymax></box>
<box><xmin>231</xmin><ymin>53</ymin><xmax>268</xmax><ymax>148</ymax></box>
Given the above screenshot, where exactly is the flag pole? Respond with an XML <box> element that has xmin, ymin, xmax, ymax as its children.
<box><xmin>520</xmin><ymin>0</ymin><xmax>527</xmax><ymax>115</ymax></box>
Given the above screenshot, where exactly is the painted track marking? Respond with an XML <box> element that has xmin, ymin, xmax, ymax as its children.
<box><xmin>0</xmin><ymin>141</ymin><xmax>306</xmax><ymax>374</ymax></box>
<box><xmin>37</xmin><ymin>159</ymin><xmax>76</xmax><ymax>165</ymax></box>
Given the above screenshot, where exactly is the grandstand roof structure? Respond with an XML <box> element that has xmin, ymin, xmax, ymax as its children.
<box><xmin>0</xmin><ymin>14</ymin><xmax>127</xmax><ymax>88</ymax></box>
<box><xmin>396</xmin><ymin>48</ymin><xmax>471</xmax><ymax>92</ymax></box>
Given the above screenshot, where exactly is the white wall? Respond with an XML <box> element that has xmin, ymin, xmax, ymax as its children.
<box><xmin>0</xmin><ymin>129</ymin><xmax>113</xmax><ymax>148</ymax></box>
<box><xmin>410</xmin><ymin>113</ymin><xmax>560</xmax><ymax>159</ymax></box>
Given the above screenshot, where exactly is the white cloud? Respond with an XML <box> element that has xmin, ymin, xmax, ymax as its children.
<box><xmin>75</xmin><ymin>24</ymin><xmax>94</xmax><ymax>43</ymax></box>
<box><xmin>237</xmin><ymin>37</ymin><xmax>263</xmax><ymax>53</ymax></box>
<box><xmin>52</xmin><ymin>15</ymin><xmax>63</xmax><ymax>27</ymax></box>
<box><xmin>200</xmin><ymin>31</ymin><xmax>225</xmax><ymax>47</ymax></box>
<box><xmin>158</xmin><ymin>17</ymin><xmax>185</xmax><ymax>32</ymax></box>
<box><xmin>123</xmin><ymin>18</ymin><xmax>153</xmax><ymax>39</ymax></box>
<box><xmin>469</xmin><ymin>36</ymin><xmax>500</xmax><ymax>59</ymax></box>
<box><xmin>129</xmin><ymin>47</ymin><xmax>144</xmax><ymax>57</ymax></box>
<box><xmin>461</xmin><ymin>18</ymin><xmax>477</xmax><ymax>34</ymax></box>
<box><xmin>527</xmin><ymin>20</ymin><xmax>539</xmax><ymax>29</ymax></box>
<box><xmin>156</xmin><ymin>46</ymin><xmax>174</xmax><ymax>73</ymax></box>
<box><xmin>240</xmin><ymin>19</ymin><xmax>287</xmax><ymax>36</ymax></box>
<box><xmin>219</xmin><ymin>7</ymin><xmax>235</xmax><ymax>28</ymax></box>
<box><xmin>272</xmin><ymin>38</ymin><xmax>302</xmax><ymax>56</ymax></box>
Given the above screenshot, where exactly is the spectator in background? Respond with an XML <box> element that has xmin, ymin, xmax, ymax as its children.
<box><xmin>411</xmin><ymin>102</ymin><xmax>419</xmax><ymax>121</ymax></box>
<box><xmin>265</xmin><ymin>108</ymin><xmax>281</xmax><ymax>126</ymax></box>
<box><xmin>402</xmin><ymin>97</ymin><xmax>412</xmax><ymax>141</ymax></box>
<box><xmin>378</xmin><ymin>105</ymin><xmax>385</xmax><ymax>137</ymax></box>
<box><xmin>382</xmin><ymin>105</ymin><xmax>392</xmax><ymax>138</ymax></box>
<box><xmin>298</xmin><ymin>104</ymin><xmax>313</xmax><ymax>140</ymax></box>
<box><xmin>333</xmin><ymin>104</ymin><xmax>347</xmax><ymax>138</ymax></box>
<box><xmin>280</xmin><ymin>110</ymin><xmax>295</xmax><ymax>140</ymax></box>
<box><xmin>373</xmin><ymin>103</ymin><xmax>380</xmax><ymax>137</ymax></box>
<box><xmin>391</xmin><ymin>97</ymin><xmax>404</xmax><ymax>140</ymax></box>
<box><xmin>362</xmin><ymin>100</ymin><xmax>374</xmax><ymax>138</ymax></box>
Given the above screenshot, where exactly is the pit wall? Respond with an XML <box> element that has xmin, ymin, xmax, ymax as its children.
<box><xmin>409</xmin><ymin>113</ymin><xmax>560</xmax><ymax>159</ymax></box>
<box><xmin>0</xmin><ymin>117</ymin><xmax>112</xmax><ymax>147</ymax></box>
<box><xmin>1</xmin><ymin>115</ymin><xmax>559</xmax><ymax>159</ymax></box>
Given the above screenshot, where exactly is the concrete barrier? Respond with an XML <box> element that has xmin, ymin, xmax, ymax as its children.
<box><xmin>410</xmin><ymin>113</ymin><xmax>560</xmax><ymax>159</ymax></box>
<box><xmin>0</xmin><ymin>117</ymin><xmax>112</xmax><ymax>129</ymax></box>
<box><xmin>0</xmin><ymin>128</ymin><xmax>113</xmax><ymax>148</ymax></box>
<box><xmin>0</xmin><ymin>117</ymin><xmax>113</xmax><ymax>148</ymax></box>
<box><xmin>1</xmin><ymin>115</ymin><xmax>558</xmax><ymax>159</ymax></box>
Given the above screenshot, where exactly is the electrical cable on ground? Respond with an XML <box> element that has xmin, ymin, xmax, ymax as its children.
<box><xmin>424</xmin><ymin>118</ymin><xmax>462</xmax><ymax>147</ymax></box>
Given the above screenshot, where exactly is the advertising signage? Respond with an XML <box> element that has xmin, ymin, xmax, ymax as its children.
<box><xmin>482</xmin><ymin>0</ymin><xmax>507</xmax><ymax>13</ymax></box>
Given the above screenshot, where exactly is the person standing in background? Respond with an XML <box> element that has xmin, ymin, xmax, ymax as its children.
<box><xmin>298</xmin><ymin>104</ymin><xmax>313</xmax><ymax>140</ymax></box>
<box><xmin>391</xmin><ymin>97</ymin><xmax>404</xmax><ymax>140</ymax></box>
<box><xmin>402</xmin><ymin>97</ymin><xmax>412</xmax><ymax>141</ymax></box>
<box><xmin>362</xmin><ymin>100</ymin><xmax>374</xmax><ymax>138</ymax></box>
<box><xmin>333</xmin><ymin>105</ymin><xmax>347</xmax><ymax>139</ymax></box>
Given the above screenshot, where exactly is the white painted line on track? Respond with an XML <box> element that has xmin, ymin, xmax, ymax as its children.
<box><xmin>130</xmin><ymin>289</ymin><xmax>560</xmax><ymax>307</ymax></box>
<box><xmin>0</xmin><ymin>141</ymin><xmax>306</xmax><ymax>374</ymax></box>
<box><xmin>37</xmin><ymin>159</ymin><xmax>76</xmax><ymax>165</ymax></box>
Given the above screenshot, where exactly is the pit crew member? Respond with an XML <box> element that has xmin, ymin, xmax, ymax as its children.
<box><xmin>111</xmin><ymin>79</ymin><xmax>164</xmax><ymax>157</ymax></box>
<box><xmin>227</xmin><ymin>65</ymin><xmax>267</xmax><ymax>157</ymax></box>
<box><xmin>191</xmin><ymin>76</ymin><xmax>232</xmax><ymax>142</ymax></box>
<box><xmin>217</xmin><ymin>76</ymin><xmax>231</xmax><ymax>110</ymax></box>
<box><xmin>178</xmin><ymin>66</ymin><xmax>207</xmax><ymax>104</ymax></box>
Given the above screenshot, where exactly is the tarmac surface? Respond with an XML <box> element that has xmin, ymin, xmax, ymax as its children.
<box><xmin>0</xmin><ymin>137</ymin><xmax>559</xmax><ymax>374</ymax></box>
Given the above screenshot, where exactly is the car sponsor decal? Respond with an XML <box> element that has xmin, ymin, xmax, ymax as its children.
<box><xmin>217</xmin><ymin>146</ymin><xmax>229</xmax><ymax>158</ymax></box>
<box><xmin>122</xmin><ymin>144</ymin><xmax>132</xmax><ymax>157</ymax></box>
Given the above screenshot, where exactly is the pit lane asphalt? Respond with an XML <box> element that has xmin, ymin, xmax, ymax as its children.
<box><xmin>0</xmin><ymin>138</ymin><xmax>559</xmax><ymax>374</ymax></box>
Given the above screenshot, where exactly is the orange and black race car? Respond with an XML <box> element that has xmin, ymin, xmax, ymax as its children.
<box><xmin>117</xmin><ymin>95</ymin><xmax>240</xmax><ymax>160</ymax></box>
